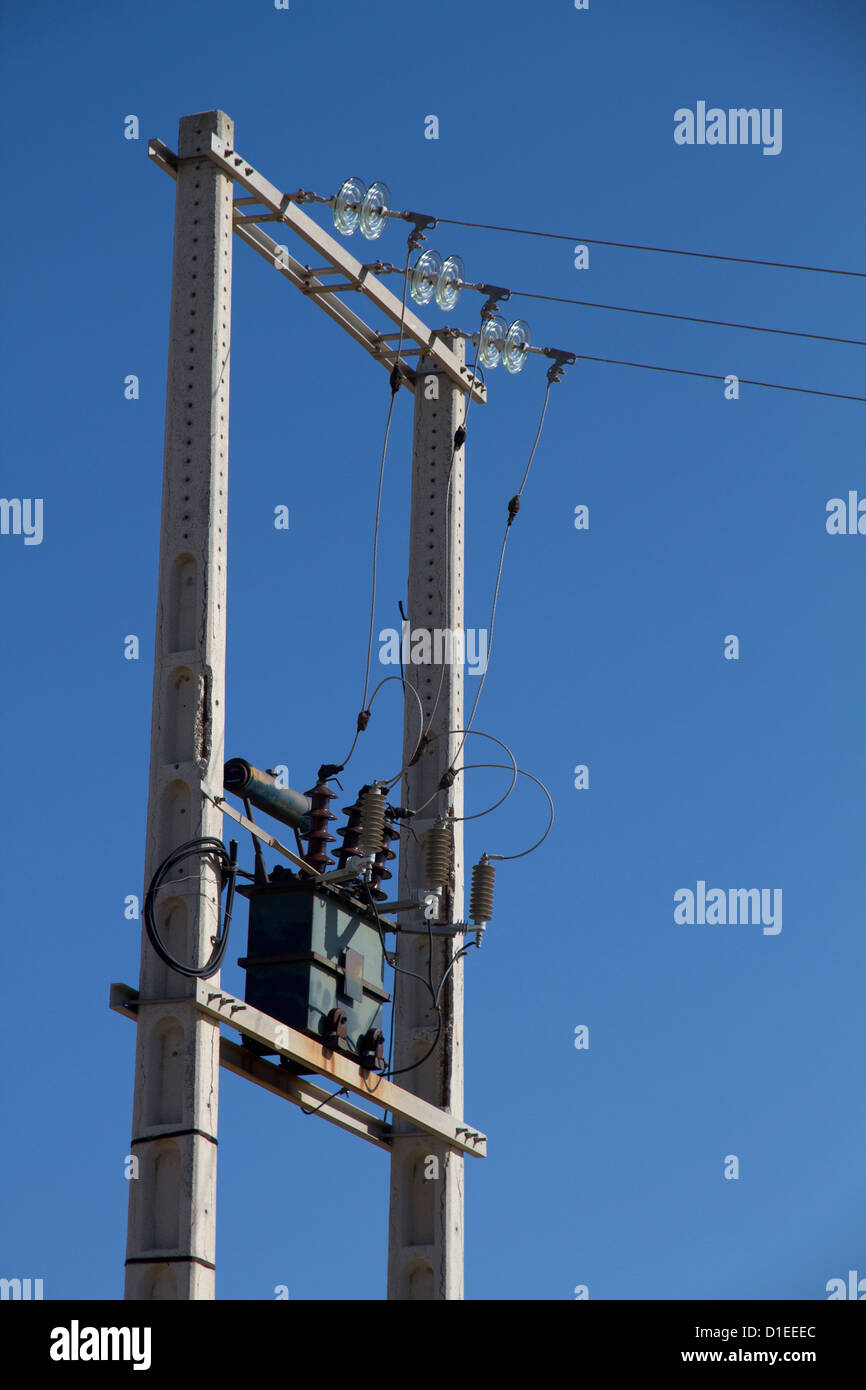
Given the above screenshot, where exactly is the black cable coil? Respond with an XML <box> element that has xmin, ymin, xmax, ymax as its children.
<box><xmin>143</xmin><ymin>837</ymin><xmax>238</xmax><ymax>980</ymax></box>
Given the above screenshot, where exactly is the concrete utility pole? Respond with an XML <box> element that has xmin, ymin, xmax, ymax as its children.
<box><xmin>388</xmin><ymin>340</ymin><xmax>467</xmax><ymax>1300</ymax></box>
<box><xmin>121</xmin><ymin>117</ymin><xmax>488</xmax><ymax>1300</ymax></box>
<box><xmin>124</xmin><ymin>110</ymin><xmax>233</xmax><ymax>1300</ymax></box>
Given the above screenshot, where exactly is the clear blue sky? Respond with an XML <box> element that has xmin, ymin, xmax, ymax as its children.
<box><xmin>1</xmin><ymin>0</ymin><xmax>864</xmax><ymax>1301</ymax></box>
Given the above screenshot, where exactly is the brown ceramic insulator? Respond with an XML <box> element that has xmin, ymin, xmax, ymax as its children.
<box><xmin>303</xmin><ymin>780</ymin><xmax>337</xmax><ymax>873</ymax></box>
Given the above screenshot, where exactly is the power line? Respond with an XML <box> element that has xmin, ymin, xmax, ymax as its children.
<box><xmin>455</xmin><ymin>377</ymin><xmax>554</xmax><ymax>769</ymax></box>
<box><xmin>575</xmin><ymin>354</ymin><xmax>866</xmax><ymax>403</ymax></box>
<box><xmin>507</xmin><ymin>288</ymin><xmax>865</xmax><ymax>348</ymax></box>
<box><xmin>435</xmin><ymin>216</ymin><xmax>866</xmax><ymax>280</ymax></box>
<box><xmin>334</xmin><ymin>244</ymin><xmax>413</xmax><ymax>774</ymax></box>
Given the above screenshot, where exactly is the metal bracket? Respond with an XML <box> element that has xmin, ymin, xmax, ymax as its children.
<box><xmin>477</xmin><ymin>284</ymin><xmax>512</xmax><ymax>316</ymax></box>
<box><xmin>204</xmin><ymin>790</ymin><xmax>313</xmax><ymax>874</ymax></box>
<box><xmin>403</xmin><ymin>210</ymin><xmax>438</xmax><ymax>250</ymax></box>
<box><xmin>376</xmin><ymin>889</ymin><xmax>439</xmax><ymax>914</ymax></box>
<box><xmin>149</xmin><ymin>136</ymin><xmax>484</xmax><ymax>404</ymax></box>
<box><xmin>309</xmin><ymin>858</ymin><xmax>365</xmax><ymax>885</ymax></box>
<box><xmin>110</xmin><ymin>982</ymin><xmax>487</xmax><ymax>1158</ymax></box>
<box><xmin>543</xmin><ymin>346</ymin><xmax>578</xmax><ymax>383</ymax></box>
<box><xmin>396</xmin><ymin>923</ymin><xmax>468</xmax><ymax>937</ymax></box>
<box><xmin>111</xmin><ymin>984</ymin><xmax>391</xmax><ymax>1151</ymax></box>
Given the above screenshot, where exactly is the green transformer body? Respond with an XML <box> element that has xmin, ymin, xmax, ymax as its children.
<box><xmin>237</xmin><ymin>875</ymin><xmax>389</xmax><ymax>1071</ymax></box>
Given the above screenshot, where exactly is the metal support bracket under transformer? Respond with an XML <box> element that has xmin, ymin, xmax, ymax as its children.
<box><xmin>111</xmin><ymin>982</ymin><xmax>487</xmax><ymax>1159</ymax></box>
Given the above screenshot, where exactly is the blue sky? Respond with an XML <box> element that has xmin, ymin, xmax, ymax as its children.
<box><xmin>1</xmin><ymin>0</ymin><xmax>864</xmax><ymax>1300</ymax></box>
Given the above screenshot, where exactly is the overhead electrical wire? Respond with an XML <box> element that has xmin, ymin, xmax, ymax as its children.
<box><xmin>300</xmin><ymin>1086</ymin><xmax>350</xmax><ymax>1118</ymax></box>
<box><xmin>295</xmin><ymin>179</ymin><xmax>863</xmax><ymax>277</ymax></box>
<box><xmin>448</xmin><ymin>734</ymin><xmax>519</xmax><ymax>824</ymax></box>
<box><xmin>386</xmin><ymin>954</ymin><xmax>397</xmax><ymax>1082</ymax></box>
<box><xmin>574</xmin><ymin>355</ymin><xmax>866</xmax><ymax>403</ymax></box>
<box><xmin>337</xmin><ymin>242</ymin><xmax>414</xmax><ymax>775</ymax></box>
<box><xmin>362</xmin><ymin>879</ymin><xmax>450</xmax><ymax>1082</ymax></box>
<box><xmin>385</xmin><ymin>1013</ymin><xmax>443</xmax><ymax>1081</ymax></box>
<box><xmin>435</xmin><ymin>945</ymin><xmax>473</xmax><ymax>1007</ymax></box>
<box><xmin>304</xmin><ymin>185</ymin><xmax>865</xmax><ymax>403</ymax></box>
<box><xmin>408</xmin><ymin>728</ymin><xmax>518</xmax><ymax>819</ymax></box>
<box><xmin>454</xmin><ymin>764</ymin><xmax>555</xmax><ymax>861</ymax></box>
<box><xmin>368</xmin><ymin>311</ymin><xmax>486</xmax><ymax>798</ymax></box>
<box><xmin>505</xmin><ymin>288</ymin><xmax>866</xmax><ymax>348</ymax></box>
<box><xmin>363</xmin><ymin>675</ymin><xmax>425</xmax><ymax>784</ymax></box>
<box><xmin>434</xmin><ymin>215</ymin><xmax>866</xmax><ymax>280</ymax></box>
<box><xmin>387</xmin><ymin>262</ymin><xmax>862</xmax><ymax>348</ymax></box>
<box><xmin>383</xmin><ymin>263</ymin><xmax>865</xmax><ymax>402</ymax></box>
<box><xmin>452</xmin><ymin>375</ymin><xmax>554</xmax><ymax>770</ymax></box>
<box><xmin>305</xmin><ymin>193</ymin><xmax>863</xmax><ymax>787</ymax></box>
<box><xmin>363</xmin><ymin>878</ymin><xmax>435</xmax><ymax>1001</ymax></box>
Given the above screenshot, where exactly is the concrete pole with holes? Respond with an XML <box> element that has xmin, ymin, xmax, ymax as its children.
<box><xmin>124</xmin><ymin>109</ymin><xmax>233</xmax><ymax>1300</ymax></box>
<box><xmin>387</xmin><ymin>337</ymin><xmax>467</xmax><ymax>1300</ymax></box>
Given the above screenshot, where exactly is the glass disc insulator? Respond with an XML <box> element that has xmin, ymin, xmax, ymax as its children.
<box><xmin>435</xmin><ymin>255</ymin><xmax>465</xmax><ymax>311</ymax></box>
<box><xmin>410</xmin><ymin>249</ymin><xmax>442</xmax><ymax>305</ymax></box>
<box><xmin>479</xmin><ymin>314</ymin><xmax>507</xmax><ymax>368</ymax></box>
<box><xmin>360</xmin><ymin>181</ymin><xmax>391</xmax><ymax>240</ymax></box>
<box><xmin>334</xmin><ymin>176</ymin><xmax>366</xmax><ymax>235</ymax></box>
<box><xmin>503</xmin><ymin>319</ymin><xmax>531</xmax><ymax>374</ymax></box>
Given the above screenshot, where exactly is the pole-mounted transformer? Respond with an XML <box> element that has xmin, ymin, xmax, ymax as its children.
<box><xmin>226</xmin><ymin>761</ymin><xmax>391</xmax><ymax>1073</ymax></box>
